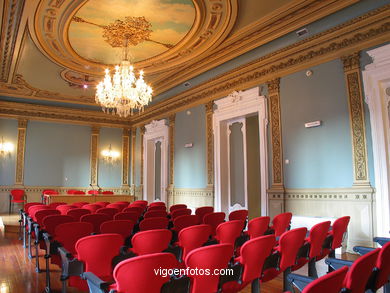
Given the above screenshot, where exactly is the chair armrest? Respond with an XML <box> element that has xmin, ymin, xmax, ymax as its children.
<box><xmin>325</xmin><ymin>258</ymin><xmax>353</xmax><ymax>271</ymax></box>
<box><xmin>219</xmin><ymin>262</ymin><xmax>243</xmax><ymax>287</ymax></box>
<box><xmin>58</xmin><ymin>246</ymin><xmax>84</xmax><ymax>280</ymax></box>
<box><xmin>287</xmin><ymin>273</ymin><xmax>316</xmax><ymax>292</ymax></box>
<box><xmin>83</xmin><ymin>272</ymin><xmax>110</xmax><ymax>293</ymax></box>
<box><xmin>161</xmin><ymin>274</ymin><xmax>190</xmax><ymax>293</ymax></box>
<box><xmin>373</xmin><ymin>237</ymin><xmax>390</xmax><ymax>246</ymax></box>
<box><xmin>353</xmin><ymin>246</ymin><xmax>374</xmax><ymax>255</ymax></box>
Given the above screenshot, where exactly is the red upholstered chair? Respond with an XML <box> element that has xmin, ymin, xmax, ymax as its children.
<box><xmin>72</xmin><ymin>201</ymin><xmax>89</xmax><ymax>208</ymax></box>
<box><xmin>149</xmin><ymin>201</ymin><xmax>166</xmax><ymax>207</ymax></box>
<box><xmin>82</xmin><ymin>203</ymin><xmax>101</xmax><ymax>213</ymax></box>
<box><xmin>69</xmin><ymin>234</ymin><xmax>124</xmax><ymax>291</ymax></box>
<box><xmin>131</xmin><ymin>229</ymin><xmax>172</xmax><ymax>255</ymax></box>
<box><xmin>94</xmin><ymin>201</ymin><xmax>110</xmax><ymax>208</ymax></box>
<box><xmin>100</xmin><ymin>220</ymin><xmax>135</xmax><ymax>240</ymax></box>
<box><xmin>221</xmin><ymin>235</ymin><xmax>276</xmax><ymax>293</ymax></box>
<box><xmin>86</xmin><ymin>253</ymin><xmax>179</xmax><ymax>293</ymax></box>
<box><xmin>9</xmin><ymin>189</ymin><xmax>26</xmax><ymax>214</ymax></box>
<box><xmin>123</xmin><ymin>206</ymin><xmax>144</xmax><ymax>216</ymax></box>
<box><xmin>25</xmin><ymin>202</ymin><xmax>44</xmax><ymax>213</ymax></box>
<box><xmin>139</xmin><ymin>217</ymin><xmax>169</xmax><ymax>231</ymax></box>
<box><xmin>80</xmin><ymin>213</ymin><xmax>111</xmax><ymax>233</ymax></box>
<box><xmin>262</xmin><ymin>227</ymin><xmax>308</xmax><ymax>291</ymax></box>
<box><xmin>204</xmin><ymin>212</ymin><xmax>226</xmax><ymax>236</ymax></box>
<box><xmin>195</xmin><ymin>206</ymin><xmax>214</xmax><ymax>222</ymax></box>
<box><xmin>96</xmin><ymin>207</ymin><xmax>120</xmax><ymax>219</ymax></box>
<box><xmin>106</xmin><ymin>203</ymin><xmax>127</xmax><ymax>212</ymax></box>
<box><xmin>173</xmin><ymin>215</ymin><xmax>200</xmax><ymax>233</ymax></box>
<box><xmin>88</xmin><ymin>190</ymin><xmax>100</xmax><ymax>195</ymax></box>
<box><xmin>371</xmin><ymin>242</ymin><xmax>390</xmax><ymax>292</ymax></box>
<box><xmin>66</xmin><ymin>208</ymin><xmax>91</xmax><ymax>221</ymax></box>
<box><xmin>170</xmin><ymin>204</ymin><xmax>187</xmax><ymax>213</ymax></box>
<box><xmin>248</xmin><ymin>216</ymin><xmax>271</xmax><ymax>239</ymax></box>
<box><xmin>56</xmin><ymin>204</ymin><xmax>77</xmax><ymax>215</ymax></box>
<box><xmin>114</xmin><ymin>211</ymin><xmax>139</xmax><ymax>222</ymax></box>
<box><xmin>270</xmin><ymin>212</ymin><xmax>292</xmax><ymax>237</ymax></box>
<box><xmin>147</xmin><ymin>205</ymin><xmax>167</xmax><ymax>212</ymax></box>
<box><xmin>73</xmin><ymin>190</ymin><xmax>85</xmax><ymax>194</ymax></box>
<box><xmin>178</xmin><ymin>224</ymin><xmax>212</xmax><ymax>262</ymax></box>
<box><xmin>21</xmin><ymin>202</ymin><xmax>44</xmax><ymax>247</ymax></box>
<box><xmin>115</xmin><ymin>201</ymin><xmax>130</xmax><ymax>205</ymax></box>
<box><xmin>292</xmin><ymin>221</ymin><xmax>331</xmax><ymax>277</ymax></box>
<box><xmin>171</xmin><ymin>208</ymin><xmax>192</xmax><ymax>220</ymax></box>
<box><xmin>144</xmin><ymin>210</ymin><xmax>168</xmax><ymax>219</ymax></box>
<box><xmin>215</xmin><ymin>220</ymin><xmax>244</xmax><ymax>249</ymax></box>
<box><xmin>42</xmin><ymin>189</ymin><xmax>59</xmax><ymax>204</ymax></box>
<box><xmin>67</xmin><ymin>189</ymin><xmax>77</xmax><ymax>194</ymax></box>
<box><xmin>101</xmin><ymin>191</ymin><xmax>114</xmax><ymax>194</ymax></box>
<box><xmin>228</xmin><ymin>209</ymin><xmax>248</xmax><ymax>222</ymax></box>
<box><xmin>131</xmin><ymin>200</ymin><xmax>148</xmax><ymax>207</ymax></box>
<box><xmin>48</xmin><ymin>202</ymin><xmax>67</xmax><ymax>209</ymax></box>
<box><xmin>186</xmin><ymin>244</ymin><xmax>234</xmax><ymax>293</ymax></box>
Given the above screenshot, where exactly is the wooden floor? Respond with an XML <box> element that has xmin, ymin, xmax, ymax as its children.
<box><xmin>0</xmin><ymin>215</ymin><xmax>358</xmax><ymax>293</ymax></box>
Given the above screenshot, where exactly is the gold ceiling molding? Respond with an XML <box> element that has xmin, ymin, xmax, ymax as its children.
<box><xmin>0</xmin><ymin>100</ymin><xmax>130</xmax><ymax>127</ymax></box>
<box><xmin>152</xmin><ymin>0</ymin><xmax>359</xmax><ymax>94</ymax></box>
<box><xmin>130</xmin><ymin>4</ymin><xmax>390</xmax><ymax>126</ymax></box>
<box><xmin>0</xmin><ymin>0</ymin><xmax>26</xmax><ymax>82</ymax></box>
<box><xmin>0</xmin><ymin>74</ymin><xmax>95</xmax><ymax>105</ymax></box>
<box><xmin>30</xmin><ymin>0</ymin><xmax>238</xmax><ymax>77</ymax></box>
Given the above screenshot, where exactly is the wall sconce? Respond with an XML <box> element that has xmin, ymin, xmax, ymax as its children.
<box><xmin>101</xmin><ymin>144</ymin><xmax>120</xmax><ymax>164</ymax></box>
<box><xmin>0</xmin><ymin>136</ymin><xmax>14</xmax><ymax>158</ymax></box>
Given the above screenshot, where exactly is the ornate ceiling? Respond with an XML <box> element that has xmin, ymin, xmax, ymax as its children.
<box><xmin>0</xmin><ymin>0</ymin><xmax>362</xmax><ymax>125</ymax></box>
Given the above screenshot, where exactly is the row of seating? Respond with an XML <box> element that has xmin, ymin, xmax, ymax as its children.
<box><xmin>19</xmin><ymin>200</ymin><xmax>365</xmax><ymax>293</ymax></box>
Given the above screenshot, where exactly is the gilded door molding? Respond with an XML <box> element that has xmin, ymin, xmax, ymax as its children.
<box><xmin>90</xmin><ymin>126</ymin><xmax>100</xmax><ymax>187</ymax></box>
<box><xmin>342</xmin><ymin>52</ymin><xmax>370</xmax><ymax>186</ymax></box>
<box><xmin>15</xmin><ymin>119</ymin><xmax>28</xmax><ymax>186</ymax></box>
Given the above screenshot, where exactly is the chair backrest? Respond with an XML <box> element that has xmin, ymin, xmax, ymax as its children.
<box><xmin>144</xmin><ymin>210</ymin><xmax>168</xmax><ymax>219</ymax></box>
<box><xmin>173</xmin><ymin>215</ymin><xmax>200</xmax><ymax>233</ymax></box>
<box><xmin>169</xmin><ymin>204</ymin><xmax>187</xmax><ymax>213</ymax></box>
<box><xmin>42</xmin><ymin>215</ymin><xmax>74</xmax><ymax>235</ymax></box>
<box><xmin>100</xmin><ymin>220</ymin><xmax>135</xmax><ymax>239</ymax></box>
<box><xmin>307</xmin><ymin>221</ymin><xmax>331</xmax><ymax>259</ymax></box>
<box><xmin>272</xmin><ymin>212</ymin><xmax>292</xmax><ymax>237</ymax></box>
<box><xmin>278</xmin><ymin>227</ymin><xmax>307</xmax><ymax>271</ymax></box>
<box><xmin>82</xmin><ymin>203</ymin><xmax>101</xmax><ymax>213</ymax></box>
<box><xmin>228</xmin><ymin>209</ymin><xmax>248</xmax><ymax>222</ymax></box>
<box><xmin>344</xmin><ymin>248</ymin><xmax>380</xmax><ymax>292</ymax></box>
<box><xmin>106</xmin><ymin>203</ymin><xmax>127</xmax><ymax>211</ymax></box>
<box><xmin>66</xmin><ymin>208</ymin><xmax>91</xmax><ymax>221</ymax></box>
<box><xmin>102</xmin><ymin>191</ymin><xmax>114</xmax><ymax>194</ymax></box>
<box><xmin>54</xmin><ymin>222</ymin><xmax>94</xmax><ymax>255</ymax></box>
<box><xmin>248</xmin><ymin>216</ymin><xmax>270</xmax><ymax>239</ymax></box>
<box><xmin>123</xmin><ymin>206</ymin><xmax>144</xmax><ymax>216</ymax></box>
<box><xmin>113</xmin><ymin>253</ymin><xmax>178</xmax><ymax>293</ymax></box>
<box><xmin>331</xmin><ymin>216</ymin><xmax>350</xmax><ymax>249</ymax></box>
<box><xmin>72</xmin><ymin>202</ymin><xmax>90</xmax><ymax>208</ymax></box>
<box><xmin>131</xmin><ymin>200</ymin><xmax>148</xmax><ymax>208</ymax></box>
<box><xmin>48</xmin><ymin>202</ymin><xmax>67</xmax><ymax>209</ymax></box>
<box><xmin>203</xmin><ymin>212</ymin><xmax>226</xmax><ymax>235</ymax></box>
<box><xmin>29</xmin><ymin>205</ymin><xmax>51</xmax><ymax>219</ymax></box>
<box><xmin>35</xmin><ymin>209</ymin><xmax>61</xmax><ymax>225</ymax></box>
<box><xmin>186</xmin><ymin>244</ymin><xmax>234</xmax><ymax>293</ymax></box>
<box><xmin>375</xmin><ymin>241</ymin><xmax>390</xmax><ymax>290</ymax></box>
<box><xmin>76</xmin><ymin>234</ymin><xmax>123</xmax><ymax>279</ymax></box>
<box><xmin>94</xmin><ymin>201</ymin><xmax>110</xmax><ymax>208</ymax></box>
<box><xmin>42</xmin><ymin>189</ymin><xmax>58</xmax><ymax>195</ymax></box>
<box><xmin>302</xmin><ymin>266</ymin><xmax>349</xmax><ymax>293</ymax></box>
<box><xmin>139</xmin><ymin>217</ymin><xmax>169</xmax><ymax>231</ymax></box>
<box><xmin>195</xmin><ymin>206</ymin><xmax>214</xmax><ymax>222</ymax></box>
<box><xmin>178</xmin><ymin>224</ymin><xmax>213</xmax><ymax>260</ymax></box>
<box><xmin>73</xmin><ymin>190</ymin><xmax>85</xmax><ymax>194</ymax></box>
<box><xmin>67</xmin><ymin>189</ymin><xmax>77</xmax><ymax>194</ymax></box>
<box><xmin>25</xmin><ymin>202</ymin><xmax>44</xmax><ymax>213</ymax></box>
<box><xmin>96</xmin><ymin>207</ymin><xmax>119</xmax><ymax>219</ymax></box>
<box><xmin>114</xmin><ymin>211</ymin><xmax>140</xmax><ymax>222</ymax></box>
<box><xmin>80</xmin><ymin>213</ymin><xmax>111</xmax><ymax>233</ymax></box>
<box><xmin>239</xmin><ymin>235</ymin><xmax>276</xmax><ymax>284</ymax></box>
<box><xmin>147</xmin><ymin>205</ymin><xmax>167</xmax><ymax>212</ymax></box>
<box><xmin>56</xmin><ymin>204</ymin><xmax>77</xmax><ymax>215</ymax></box>
<box><xmin>215</xmin><ymin>220</ymin><xmax>243</xmax><ymax>246</ymax></box>
<box><xmin>131</xmin><ymin>229</ymin><xmax>172</xmax><ymax>255</ymax></box>
<box><xmin>87</xmin><ymin>190</ymin><xmax>99</xmax><ymax>195</ymax></box>
<box><xmin>149</xmin><ymin>201</ymin><xmax>166</xmax><ymax>207</ymax></box>
<box><xmin>171</xmin><ymin>208</ymin><xmax>192</xmax><ymax>220</ymax></box>
<box><xmin>10</xmin><ymin>189</ymin><xmax>25</xmax><ymax>200</ymax></box>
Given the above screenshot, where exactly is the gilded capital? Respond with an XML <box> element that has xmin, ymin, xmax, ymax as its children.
<box><xmin>205</xmin><ymin>101</ymin><xmax>214</xmax><ymax>114</ymax></box>
<box><xmin>267</xmin><ymin>78</ymin><xmax>280</xmax><ymax>95</ymax></box>
<box><xmin>168</xmin><ymin>114</ymin><xmax>176</xmax><ymax>125</ymax></box>
<box><xmin>18</xmin><ymin>118</ymin><xmax>28</xmax><ymax>128</ymax></box>
<box><xmin>91</xmin><ymin>126</ymin><xmax>100</xmax><ymax>135</ymax></box>
<box><xmin>342</xmin><ymin>52</ymin><xmax>360</xmax><ymax>72</ymax></box>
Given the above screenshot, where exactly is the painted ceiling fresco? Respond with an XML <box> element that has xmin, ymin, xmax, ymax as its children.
<box><xmin>68</xmin><ymin>0</ymin><xmax>195</xmax><ymax>64</ymax></box>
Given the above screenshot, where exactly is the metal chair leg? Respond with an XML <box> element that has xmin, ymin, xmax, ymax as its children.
<box><xmin>28</xmin><ymin>231</ymin><xmax>33</xmax><ymax>259</ymax></box>
<box><xmin>283</xmin><ymin>267</ymin><xmax>293</xmax><ymax>292</ymax></box>
<box><xmin>35</xmin><ymin>238</ymin><xmax>42</xmax><ymax>272</ymax></box>
<box><xmin>251</xmin><ymin>278</ymin><xmax>260</xmax><ymax>293</ymax></box>
<box><xmin>308</xmin><ymin>258</ymin><xmax>318</xmax><ymax>278</ymax></box>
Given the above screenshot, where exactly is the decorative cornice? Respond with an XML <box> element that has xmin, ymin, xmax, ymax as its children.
<box><xmin>0</xmin><ymin>100</ymin><xmax>130</xmax><ymax>127</ymax></box>
<box><xmin>131</xmin><ymin>4</ymin><xmax>390</xmax><ymax>126</ymax></box>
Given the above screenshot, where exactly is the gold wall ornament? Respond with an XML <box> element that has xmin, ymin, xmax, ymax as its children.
<box><xmin>205</xmin><ymin>101</ymin><xmax>214</xmax><ymax>186</ymax></box>
<box><xmin>342</xmin><ymin>52</ymin><xmax>370</xmax><ymax>185</ymax></box>
<box><xmin>90</xmin><ymin>126</ymin><xmax>100</xmax><ymax>187</ymax></box>
<box><xmin>122</xmin><ymin>128</ymin><xmax>130</xmax><ymax>187</ymax></box>
<box><xmin>168</xmin><ymin>114</ymin><xmax>175</xmax><ymax>186</ymax></box>
<box><xmin>15</xmin><ymin>119</ymin><xmax>28</xmax><ymax>185</ymax></box>
<box><xmin>267</xmin><ymin>78</ymin><xmax>284</xmax><ymax>188</ymax></box>
<box><xmin>131</xmin><ymin>128</ymin><xmax>136</xmax><ymax>188</ymax></box>
<box><xmin>140</xmin><ymin>126</ymin><xmax>146</xmax><ymax>185</ymax></box>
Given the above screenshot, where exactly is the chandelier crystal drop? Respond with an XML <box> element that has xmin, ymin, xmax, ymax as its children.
<box><xmin>95</xmin><ymin>61</ymin><xmax>153</xmax><ymax>117</ymax></box>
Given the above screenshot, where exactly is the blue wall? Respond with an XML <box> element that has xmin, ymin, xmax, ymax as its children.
<box><xmin>0</xmin><ymin>118</ymin><xmax>18</xmax><ymax>185</ymax></box>
<box><xmin>174</xmin><ymin>105</ymin><xmax>207</xmax><ymax>188</ymax></box>
<box><xmin>24</xmin><ymin>121</ymin><xmax>91</xmax><ymax>186</ymax></box>
<box><xmin>280</xmin><ymin>59</ymin><xmax>354</xmax><ymax>188</ymax></box>
<box><xmin>98</xmin><ymin>127</ymin><xmax>122</xmax><ymax>187</ymax></box>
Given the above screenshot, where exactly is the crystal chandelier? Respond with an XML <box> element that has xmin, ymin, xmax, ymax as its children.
<box><xmin>0</xmin><ymin>136</ymin><xmax>14</xmax><ymax>158</ymax></box>
<box><xmin>95</xmin><ymin>38</ymin><xmax>153</xmax><ymax>117</ymax></box>
<box><xmin>101</xmin><ymin>144</ymin><xmax>120</xmax><ymax>164</ymax></box>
